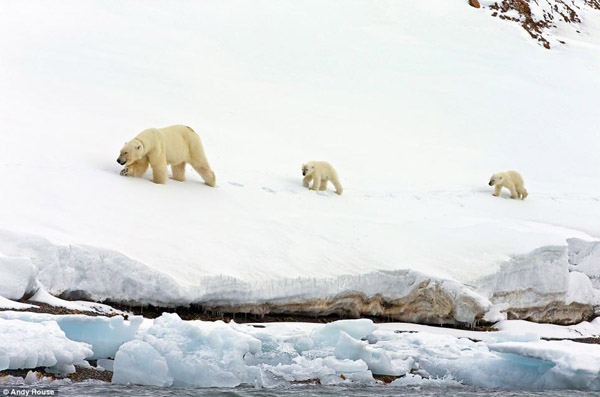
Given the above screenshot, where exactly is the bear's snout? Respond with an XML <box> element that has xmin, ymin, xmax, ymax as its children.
<box><xmin>488</xmin><ymin>181</ymin><xmax>493</xmax><ymax>186</ymax></box>
<box><xmin>117</xmin><ymin>158</ymin><xmax>125</xmax><ymax>165</ymax></box>
<box><xmin>302</xmin><ymin>171</ymin><xmax>306</xmax><ymax>176</ymax></box>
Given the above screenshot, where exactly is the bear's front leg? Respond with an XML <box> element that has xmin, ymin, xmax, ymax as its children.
<box><xmin>151</xmin><ymin>163</ymin><xmax>168</xmax><ymax>184</ymax></box>
<box><xmin>121</xmin><ymin>158</ymin><xmax>149</xmax><ymax>178</ymax></box>
<box><xmin>129</xmin><ymin>158</ymin><xmax>149</xmax><ymax>178</ymax></box>
<box><xmin>493</xmin><ymin>185</ymin><xmax>502</xmax><ymax>197</ymax></box>
<box><xmin>311</xmin><ymin>175</ymin><xmax>321</xmax><ymax>191</ymax></box>
<box><xmin>302</xmin><ymin>175</ymin><xmax>312</xmax><ymax>188</ymax></box>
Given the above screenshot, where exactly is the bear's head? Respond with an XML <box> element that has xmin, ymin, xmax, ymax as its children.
<box><xmin>488</xmin><ymin>173</ymin><xmax>504</xmax><ymax>186</ymax></box>
<box><xmin>302</xmin><ymin>163</ymin><xmax>315</xmax><ymax>176</ymax></box>
<box><xmin>117</xmin><ymin>140</ymin><xmax>143</xmax><ymax>166</ymax></box>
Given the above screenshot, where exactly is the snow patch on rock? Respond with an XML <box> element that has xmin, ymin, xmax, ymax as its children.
<box><xmin>481</xmin><ymin>0</ymin><xmax>600</xmax><ymax>48</ymax></box>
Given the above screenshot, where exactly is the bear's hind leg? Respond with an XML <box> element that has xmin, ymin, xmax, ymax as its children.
<box><xmin>192</xmin><ymin>163</ymin><xmax>216</xmax><ymax>187</ymax></box>
<box><xmin>509</xmin><ymin>185</ymin><xmax>518</xmax><ymax>199</ymax></box>
<box><xmin>331</xmin><ymin>178</ymin><xmax>343</xmax><ymax>195</ymax></box>
<box><xmin>319</xmin><ymin>179</ymin><xmax>328</xmax><ymax>191</ymax></box>
<box><xmin>517</xmin><ymin>187</ymin><xmax>528</xmax><ymax>199</ymax></box>
<box><xmin>172</xmin><ymin>163</ymin><xmax>186</xmax><ymax>182</ymax></box>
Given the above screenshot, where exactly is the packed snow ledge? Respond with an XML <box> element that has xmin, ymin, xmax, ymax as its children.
<box><xmin>1</xmin><ymin>229</ymin><xmax>599</xmax><ymax>325</ymax></box>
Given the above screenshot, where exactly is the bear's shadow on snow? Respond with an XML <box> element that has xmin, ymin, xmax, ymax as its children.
<box><xmin>280</xmin><ymin>177</ymin><xmax>336</xmax><ymax>195</ymax></box>
<box><xmin>107</xmin><ymin>165</ymin><xmax>214</xmax><ymax>187</ymax></box>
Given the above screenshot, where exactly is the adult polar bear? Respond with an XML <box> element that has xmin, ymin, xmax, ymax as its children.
<box><xmin>117</xmin><ymin>125</ymin><xmax>216</xmax><ymax>186</ymax></box>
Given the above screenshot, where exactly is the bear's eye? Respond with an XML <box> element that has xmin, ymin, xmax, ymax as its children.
<box><xmin>124</xmin><ymin>152</ymin><xmax>128</xmax><ymax>155</ymax></box>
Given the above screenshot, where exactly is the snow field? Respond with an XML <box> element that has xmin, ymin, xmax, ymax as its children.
<box><xmin>0</xmin><ymin>1</ymin><xmax>598</xmax><ymax>317</ymax></box>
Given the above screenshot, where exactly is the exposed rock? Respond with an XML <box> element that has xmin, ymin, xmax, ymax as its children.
<box><xmin>0</xmin><ymin>366</ymin><xmax>112</xmax><ymax>383</ymax></box>
<box><xmin>105</xmin><ymin>279</ymin><xmax>487</xmax><ymax>326</ymax></box>
<box><xmin>0</xmin><ymin>301</ymin><xmax>124</xmax><ymax>318</ymax></box>
<box><xmin>482</xmin><ymin>0</ymin><xmax>600</xmax><ymax>48</ymax></box>
<box><xmin>586</xmin><ymin>0</ymin><xmax>600</xmax><ymax>9</ymax></box>
<box><xmin>506</xmin><ymin>301</ymin><xmax>595</xmax><ymax>324</ymax></box>
<box><xmin>174</xmin><ymin>280</ymin><xmax>486</xmax><ymax>326</ymax></box>
<box><xmin>469</xmin><ymin>0</ymin><xmax>481</xmax><ymax>8</ymax></box>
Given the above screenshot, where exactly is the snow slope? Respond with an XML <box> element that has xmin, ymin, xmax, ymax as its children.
<box><xmin>0</xmin><ymin>1</ymin><xmax>599</xmax><ymax>321</ymax></box>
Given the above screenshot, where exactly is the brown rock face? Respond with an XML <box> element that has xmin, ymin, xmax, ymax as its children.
<box><xmin>469</xmin><ymin>0</ymin><xmax>481</xmax><ymax>8</ymax></box>
<box><xmin>485</xmin><ymin>0</ymin><xmax>597</xmax><ymax>49</ymax></box>
<box><xmin>195</xmin><ymin>280</ymin><xmax>486</xmax><ymax>326</ymax></box>
<box><xmin>505</xmin><ymin>302</ymin><xmax>596</xmax><ymax>325</ymax></box>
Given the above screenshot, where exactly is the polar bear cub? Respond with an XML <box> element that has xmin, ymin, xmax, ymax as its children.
<box><xmin>302</xmin><ymin>161</ymin><xmax>343</xmax><ymax>195</ymax></box>
<box><xmin>117</xmin><ymin>125</ymin><xmax>216</xmax><ymax>186</ymax></box>
<box><xmin>488</xmin><ymin>170</ymin><xmax>527</xmax><ymax>199</ymax></box>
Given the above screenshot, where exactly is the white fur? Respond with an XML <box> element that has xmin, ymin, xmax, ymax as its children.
<box><xmin>302</xmin><ymin>161</ymin><xmax>343</xmax><ymax>195</ymax></box>
<box><xmin>117</xmin><ymin>125</ymin><xmax>216</xmax><ymax>186</ymax></box>
<box><xmin>489</xmin><ymin>170</ymin><xmax>527</xmax><ymax>199</ymax></box>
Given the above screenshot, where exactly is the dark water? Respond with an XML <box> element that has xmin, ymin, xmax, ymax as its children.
<box><xmin>4</xmin><ymin>384</ymin><xmax>595</xmax><ymax>397</ymax></box>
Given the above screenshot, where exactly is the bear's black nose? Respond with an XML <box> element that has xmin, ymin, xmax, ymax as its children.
<box><xmin>488</xmin><ymin>181</ymin><xmax>493</xmax><ymax>186</ymax></box>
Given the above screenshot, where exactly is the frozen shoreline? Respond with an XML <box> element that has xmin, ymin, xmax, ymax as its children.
<box><xmin>1</xmin><ymin>309</ymin><xmax>600</xmax><ymax>390</ymax></box>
